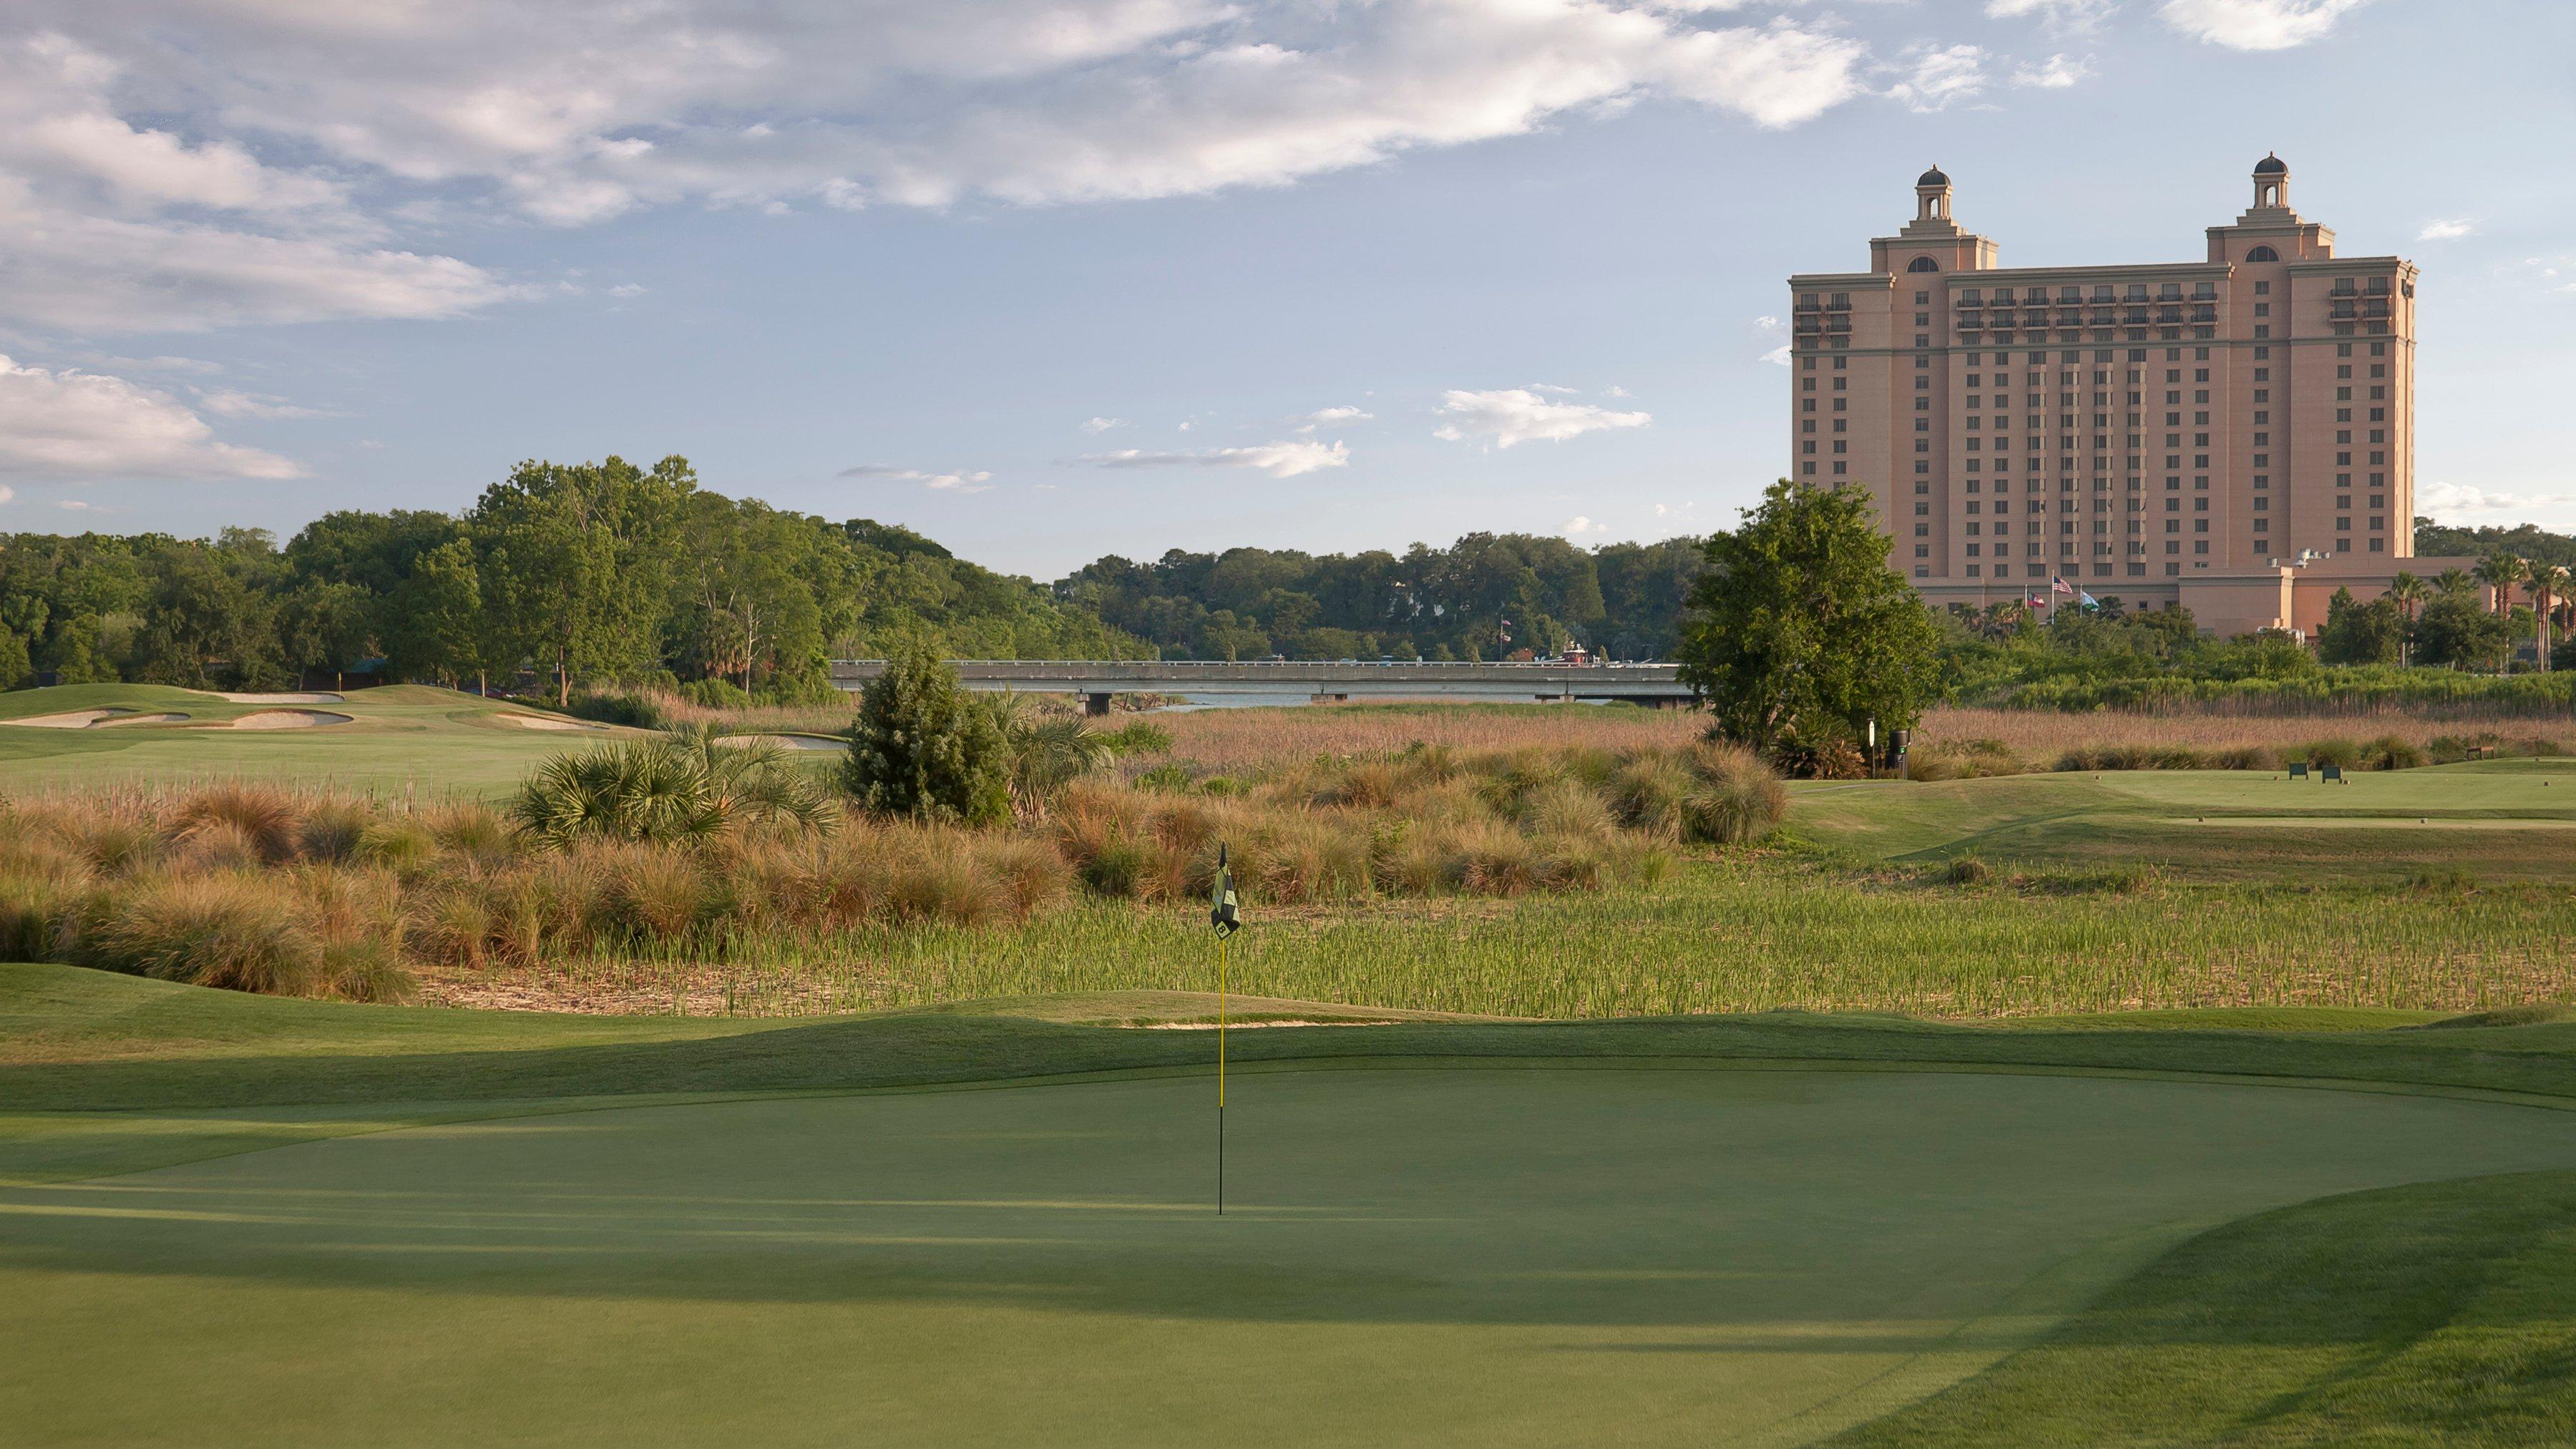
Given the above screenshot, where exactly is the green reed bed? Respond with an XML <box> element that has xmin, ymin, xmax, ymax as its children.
<box><xmin>474</xmin><ymin>857</ymin><xmax>2576</xmax><ymax>1020</ymax></box>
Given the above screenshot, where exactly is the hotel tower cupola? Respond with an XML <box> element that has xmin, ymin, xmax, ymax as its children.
<box><xmin>2252</xmin><ymin>152</ymin><xmax>2289</xmax><ymax>210</ymax></box>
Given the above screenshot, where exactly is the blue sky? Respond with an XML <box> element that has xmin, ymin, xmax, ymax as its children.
<box><xmin>1</xmin><ymin>0</ymin><xmax>2569</xmax><ymax>577</ymax></box>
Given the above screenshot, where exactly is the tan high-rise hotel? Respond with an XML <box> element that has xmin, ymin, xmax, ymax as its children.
<box><xmin>1788</xmin><ymin>157</ymin><xmax>2459</xmax><ymax>636</ymax></box>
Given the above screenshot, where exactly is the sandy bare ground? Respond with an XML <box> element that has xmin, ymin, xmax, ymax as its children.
<box><xmin>90</xmin><ymin>713</ymin><xmax>190</xmax><ymax>726</ymax></box>
<box><xmin>499</xmin><ymin>713</ymin><xmax>608</xmax><ymax>731</ymax></box>
<box><xmin>1141</xmin><ymin>1019</ymin><xmax>1399</xmax><ymax>1030</ymax></box>
<box><xmin>227</xmin><ymin>710</ymin><xmax>353</xmax><ymax>729</ymax></box>
<box><xmin>2</xmin><ymin>710</ymin><xmax>130</xmax><ymax>728</ymax></box>
<box><xmin>216</xmin><ymin>691</ymin><xmax>346</xmax><ymax>703</ymax></box>
<box><xmin>727</xmin><ymin>732</ymin><xmax>847</xmax><ymax>751</ymax></box>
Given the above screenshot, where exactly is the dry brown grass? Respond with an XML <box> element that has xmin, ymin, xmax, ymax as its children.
<box><xmin>1918</xmin><ymin>706</ymin><xmax>2576</xmax><ymax>758</ymax></box>
<box><xmin>1147</xmin><ymin>704</ymin><xmax>1704</xmax><ymax>775</ymax></box>
<box><xmin>0</xmin><ymin>738</ymin><xmax>1780</xmax><ymax>1002</ymax></box>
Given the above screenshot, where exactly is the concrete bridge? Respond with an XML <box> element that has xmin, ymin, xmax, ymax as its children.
<box><xmin>827</xmin><ymin>659</ymin><xmax>1694</xmax><ymax>713</ymax></box>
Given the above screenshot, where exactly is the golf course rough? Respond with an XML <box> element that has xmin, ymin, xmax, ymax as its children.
<box><xmin>9</xmin><ymin>1065</ymin><xmax>2576</xmax><ymax>1445</ymax></box>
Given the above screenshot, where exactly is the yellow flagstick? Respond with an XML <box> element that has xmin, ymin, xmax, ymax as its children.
<box><xmin>1217</xmin><ymin>932</ymin><xmax>1226</xmax><ymax>1217</ymax></box>
<box><xmin>1210</xmin><ymin>843</ymin><xmax>1240</xmax><ymax>1217</ymax></box>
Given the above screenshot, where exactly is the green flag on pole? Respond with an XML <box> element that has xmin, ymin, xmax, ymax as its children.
<box><xmin>1210</xmin><ymin>844</ymin><xmax>1241</xmax><ymax>939</ymax></box>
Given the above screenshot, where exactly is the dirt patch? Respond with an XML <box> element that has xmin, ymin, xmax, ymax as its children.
<box><xmin>727</xmin><ymin>733</ymin><xmax>847</xmax><ymax>751</ymax></box>
<box><xmin>1141</xmin><ymin>1019</ymin><xmax>1402</xmax><ymax>1030</ymax></box>
<box><xmin>90</xmin><ymin>713</ymin><xmax>190</xmax><ymax>726</ymax></box>
<box><xmin>216</xmin><ymin>691</ymin><xmax>346</xmax><ymax>704</ymax></box>
<box><xmin>227</xmin><ymin>710</ymin><xmax>353</xmax><ymax>729</ymax></box>
<box><xmin>499</xmin><ymin>713</ymin><xmax>607</xmax><ymax>731</ymax></box>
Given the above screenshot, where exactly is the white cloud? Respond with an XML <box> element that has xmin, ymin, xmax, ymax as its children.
<box><xmin>1080</xmin><ymin>416</ymin><xmax>1126</xmax><ymax>434</ymax></box>
<box><xmin>1986</xmin><ymin>0</ymin><xmax>2119</xmax><ymax>33</ymax></box>
<box><xmin>8</xmin><ymin>3</ymin><xmax>1872</xmax><ymax>243</ymax></box>
<box><xmin>1294</xmin><ymin>406</ymin><xmax>1373</xmax><ymax>432</ymax></box>
<box><xmin>1080</xmin><ymin>439</ymin><xmax>1350</xmax><ymax>478</ymax></box>
<box><xmin>2159</xmin><ymin>0</ymin><xmax>2367</xmax><ymax>49</ymax></box>
<box><xmin>1560</xmin><ymin>515</ymin><xmax>1607</xmax><ymax>536</ymax></box>
<box><xmin>2011</xmin><ymin>53</ymin><xmax>2094</xmax><ymax>88</ymax></box>
<box><xmin>838</xmin><ymin>462</ymin><xmax>995</xmax><ymax>492</ymax></box>
<box><xmin>0</xmin><ymin>485</ymin><xmax>13</xmax><ymax>504</ymax></box>
<box><xmin>2418</xmin><ymin>218</ymin><xmax>2474</xmax><ymax>242</ymax></box>
<box><xmin>193</xmin><ymin>388</ymin><xmax>341</xmax><ymax>420</ymax></box>
<box><xmin>1433</xmin><ymin>388</ymin><xmax>1652</xmax><ymax>448</ymax></box>
<box><xmin>1753</xmin><ymin>315</ymin><xmax>1791</xmax><ymax>365</ymax></box>
<box><xmin>0</xmin><ymin>356</ymin><xmax>301</xmax><ymax>481</ymax></box>
<box><xmin>1600</xmin><ymin>385</ymin><xmax>1630</xmax><ymax>399</ymax></box>
<box><xmin>2419</xmin><ymin>482</ymin><xmax>2576</xmax><ymax>517</ymax></box>
<box><xmin>608</xmin><ymin>282</ymin><xmax>649</xmax><ymax>298</ymax></box>
<box><xmin>1888</xmin><ymin>44</ymin><xmax>1987</xmax><ymax>112</ymax></box>
<box><xmin>0</xmin><ymin>35</ymin><xmax>512</xmax><ymax>333</ymax></box>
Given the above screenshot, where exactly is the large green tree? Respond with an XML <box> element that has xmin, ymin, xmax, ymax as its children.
<box><xmin>472</xmin><ymin>455</ymin><xmax>692</xmax><ymax>704</ymax></box>
<box><xmin>1674</xmin><ymin>480</ymin><xmax>1942</xmax><ymax>775</ymax></box>
<box><xmin>2317</xmin><ymin>587</ymin><xmax>2406</xmax><ymax>666</ymax></box>
<box><xmin>380</xmin><ymin>540</ymin><xmax>487</xmax><ymax>688</ymax></box>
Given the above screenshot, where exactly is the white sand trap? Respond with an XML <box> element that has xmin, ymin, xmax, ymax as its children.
<box><xmin>2</xmin><ymin>708</ymin><xmax>132</xmax><ymax>729</ymax></box>
<box><xmin>228</xmin><ymin>710</ymin><xmax>353</xmax><ymax>729</ymax></box>
<box><xmin>725</xmin><ymin>733</ymin><xmax>848</xmax><ymax>751</ymax></box>
<box><xmin>216</xmin><ymin>691</ymin><xmax>346</xmax><ymax>704</ymax></box>
<box><xmin>499</xmin><ymin>713</ymin><xmax>606</xmax><ymax>731</ymax></box>
<box><xmin>91</xmin><ymin>712</ymin><xmax>189</xmax><ymax>726</ymax></box>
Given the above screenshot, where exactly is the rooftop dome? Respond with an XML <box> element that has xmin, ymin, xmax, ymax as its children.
<box><xmin>2253</xmin><ymin>153</ymin><xmax>2288</xmax><ymax>175</ymax></box>
<box><xmin>1917</xmin><ymin>165</ymin><xmax>1951</xmax><ymax>187</ymax></box>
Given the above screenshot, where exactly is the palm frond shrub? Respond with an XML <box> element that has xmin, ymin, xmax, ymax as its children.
<box><xmin>510</xmin><ymin>728</ymin><xmax>834</xmax><ymax>848</ymax></box>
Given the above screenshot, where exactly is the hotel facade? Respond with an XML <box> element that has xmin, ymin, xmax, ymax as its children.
<box><xmin>1787</xmin><ymin>157</ymin><xmax>2466</xmax><ymax>637</ymax></box>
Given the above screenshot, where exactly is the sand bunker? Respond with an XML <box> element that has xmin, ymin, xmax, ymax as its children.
<box><xmin>91</xmin><ymin>713</ymin><xmax>190</xmax><ymax>726</ymax></box>
<box><xmin>499</xmin><ymin>713</ymin><xmax>605</xmax><ymax>731</ymax></box>
<box><xmin>725</xmin><ymin>733</ymin><xmax>848</xmax><ymax>751</ymax></box>
<box><xmin>217</xmin><ymin>691</ymin><xmax>346</xmax><ymax>704</ymax></box>
<box><xmin>3</xmin><ymin>709</ymin><xmax>130</xmax><ymax>729</ymax></box>
<box><xmin>228</xmin><ymin>710</ymin><xmax>353</xmax><ymax>729</ymax></box>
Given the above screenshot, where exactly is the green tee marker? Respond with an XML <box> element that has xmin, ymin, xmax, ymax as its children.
<box><xmin>1211</xmin><ymin>844</ymin><xmax>1241</xmax><ymax>1214</ymax></box>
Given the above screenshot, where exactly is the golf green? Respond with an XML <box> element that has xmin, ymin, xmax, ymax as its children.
<box><xmin>9</xmin><ymin>1066</ymin><xmax>2576</xmax><ymax>1445</ymax></box>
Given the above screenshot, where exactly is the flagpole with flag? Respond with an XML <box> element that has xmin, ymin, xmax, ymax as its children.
<box><xmin>1209</xmin><ymin>844</ymin><xmax>1241</xmax><ymax>1215</ymax></box>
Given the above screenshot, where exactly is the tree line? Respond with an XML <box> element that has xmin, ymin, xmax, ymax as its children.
<box><xmin>1053</xmin><ymin>532</ymin><xmax>1704</xmax><ymax>662</ymax></box>
<box><xmin>0</xmin><ymin>457</ymin><xmax>1142</xmax><ymax>701</ymax></box>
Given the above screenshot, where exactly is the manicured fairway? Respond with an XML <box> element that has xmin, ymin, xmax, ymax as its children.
<box><xmin>9</xmin><ymin>1066</ymin><xmax>2576</xmax><ymax>1445</ymax></box>
<box><xmin>0</xmin><ymin>684</ymin><xmax>630</xmax><ymax>796</ymax></box>
<box><xmin>1789</xmin><ymin>758</ymin><xmax>2576</xmax><ymax>879</ymax></box>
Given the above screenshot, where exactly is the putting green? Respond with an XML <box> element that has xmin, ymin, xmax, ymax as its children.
<box><xmin>9</xmin><ymin>1067</ymin><xmax>2576</xmax><ymax>1445</ymax></box>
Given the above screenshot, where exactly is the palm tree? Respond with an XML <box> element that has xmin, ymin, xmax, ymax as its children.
<box><xmin>984</xmin><ymin>691</ymin><xmax>1116</xmax><ymax>811</ymax></box>
<box><xmin>2386</xmin><ymin>571</ymin><xmax>2426</xmax><ymax>668</ymax></box>
<box><xmin>2537</xmin><ymin>565</ymin><xmax>2571</xmax><ymax>673</ymax></box>
<box><xmin>2476</xmin><ymin>554</ymin><xmax>2529</xmax><ymax>620</ymax></box>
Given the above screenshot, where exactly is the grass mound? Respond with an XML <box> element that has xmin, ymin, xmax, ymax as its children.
<box><xmin>1833</xmin><ymin>1169</ymin><xmax>2576</xmax><ymax>1446</ymax></box>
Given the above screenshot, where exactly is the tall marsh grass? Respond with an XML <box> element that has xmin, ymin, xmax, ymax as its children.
<box><xmin>0</xmin><ymin>740</ymin><xmax>1782</xmax><ymax>1003</ymax></box>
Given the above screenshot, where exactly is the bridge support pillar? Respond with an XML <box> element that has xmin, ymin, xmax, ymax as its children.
<box><xmin>1083</xmin><ymin>691</ymin><xmax>1113</xmax><ymax>717</ymax></box>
